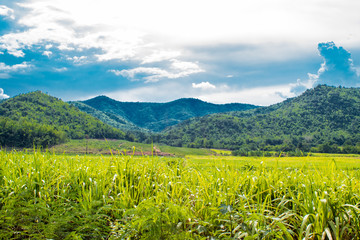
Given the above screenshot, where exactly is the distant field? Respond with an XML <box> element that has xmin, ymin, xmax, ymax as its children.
<box><xmin>1</xmin><ymin>150</ymin><xmax>360</xmax><ymax>239</ymax></box>
<box><xmin>188</xmin><ymin>154</ymin><xmax>360</xmax><ymax>170</ymax></box>
<box><xmin>49</xmin><ymin>139</ymin><xmax>213</xmax><ymax>156</ymax></box>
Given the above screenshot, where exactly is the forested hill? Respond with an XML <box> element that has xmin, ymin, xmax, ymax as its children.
<box><xmin>161</xmin><ymin>85</ymin><xmax>360</xmax><ymax>153</ymax></box>
<box><xmin>77</xmin><ymin>96</ymin><xmax>258</xmax><ymax>132</ymax></box>
<box><xmin>0</xmin><ymin>91</ymin><xmax>127</xmax><ymax>148</ymax></box>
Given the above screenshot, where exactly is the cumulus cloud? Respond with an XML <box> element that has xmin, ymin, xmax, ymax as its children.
<box><xmin>110</xmin><ymin>60</ymin><xmax>204</xmax><ymax>83</ymax></box>
<box><xmin>0</xmin><ymin>88</ymin><xmax>9</xmax><ymax>99</ymax></box>
<box><xmin>0</xmin><ymin>5</ymin><xmax>14</xmax><ymax>20</ymax></box>
<box><xmin>67</xmin><ymin>56</ymin><xmax>87</xmax><ymax>64</ymax></box>
<box><xmin>0</xmin><ymin>2</ymin><xmax>145</xmax><ymax>60</ymax></box>
<box><xmin>43</xmin><ymin>51</ymin><xmax>52</xmax><ymax>57</ymax></box>
<box><xmin>290</xmin><ymin>42</ymin><xmax>360</xmax><ymax>95</ymax></box>
<box><xmin>192</xmin><ymin>82</ymin><xmax>216</xmax><ymax>90</ymax></box>
<box><xmin>0</xmin><ymin>62</ymin><xmax>32</xmax><ymax>72</ymax></box>
<box><xmin>0</xmin><ymin>62</ymin><xmax>32</xmax><ymax>79</ymax></box>
<box><xmin>316</xmin><ymin>42</ymin><xmax>359</xmax><ymax>87</ymax></box>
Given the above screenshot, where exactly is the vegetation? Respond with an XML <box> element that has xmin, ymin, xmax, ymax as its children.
<box><xmin>161</xmin><ymin>85</ymin><xmax>360</xmax><ymax>153</ymax></box>
<box><xmin>77</xmin><ymin>96</ymin><xmax>258</xmax><ymax>132</ymax></box>
<box><xmin>1</xmin><ymin>150</ymin><xmax>360</xmax><ymax>239</ymax></box>
<box><xmin>0</xmin><ymin>117</ymin><xmax>67</xmax><ymax>148</ymax></box>
<box><xmin>0</xmin><ymin>91</ymin><xmax>128</xmax><ymax>148</ymax></box>
<box><xmin>49</xmin><ymin>139</ymin><xmax>213</xmax><ymax>156</ymax></box>
<box><xmin>71</xmin><ymin>101</ymin><xmax>147</xmax><ymax>133</ymax></box>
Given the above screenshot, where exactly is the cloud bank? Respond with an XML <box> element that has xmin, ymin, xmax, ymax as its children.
<box><xmin>110</xmin><ymin>60</ymin><xmax>204</xmax><ymax>83</ymax></box>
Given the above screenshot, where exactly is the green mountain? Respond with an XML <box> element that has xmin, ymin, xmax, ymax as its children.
<box><xmin>0</xmin><ymin>91</ymin><xmax>127</xmax><ymax>148</ymax></box>
<box><xmin>75</xmin><ymin>96</ymin><xmax>258</xmax><ymax>132</ymax></box>
<box><xmin>71</xmin><ymin>101</ymin><xmax>147</xmax><ymax>132</ymax></box>
<box><xmin>161</xmin><ymin>85</ymin><xmax>360</xmax><ymax>153</ymax></box>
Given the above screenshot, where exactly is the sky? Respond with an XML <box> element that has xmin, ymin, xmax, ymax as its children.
<box><xmin>0</xmin><ymin>0</ymin><xmax>360</xmax><ymax>105</ymax></box>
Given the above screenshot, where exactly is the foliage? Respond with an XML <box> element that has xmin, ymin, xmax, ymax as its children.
<box><xmin>161</xmin><ymin>85</ymin><xmax>360</xmax><ymax>153</ymax></box>
<box><xmin>0</xmin><ymin>117</ymin><xmax>67</xmax><ymax>148</ymax></box>
<box><xmin>70</xmin><ymin>101</ymin><xmax>147</xmax><ymax>133</ymax></box>
<box><xmin>77</xmin><ymin>96</ymin><xmax>258</xmax><ymax>132</ymax></box>
<box><xmin>0</xmin><ymin>151</ymin><xmax>360</xmax><ymax>239</ymax></box>
<box><xmin>0</xmin><ymin>91</ymin><xmax>128</xmax><ymax>147</ymax></box>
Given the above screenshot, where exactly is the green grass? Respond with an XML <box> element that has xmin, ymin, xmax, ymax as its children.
<box><xmin>187</xmin><ymin>154</ymin><xmax>360</xmax><ymax>170</ymax></box>
<box><xmin>0</xmin><ymin>150</ymin><xmax>360</xmax><ymax>239</ymax></box>
<box><xmin>50</xmin><ymin>139</ymin><xmax>213</xmax><ymax>156</ymax></box>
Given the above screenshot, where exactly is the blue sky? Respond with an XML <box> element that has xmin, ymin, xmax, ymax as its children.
<box><xmin>0</xmin><ymin>0</ymin><xmax>360</xmax><ymax>105</ymax></box>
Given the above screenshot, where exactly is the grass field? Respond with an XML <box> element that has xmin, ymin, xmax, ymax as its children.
<box><xmin>0</xmin><ymin>150</ymin><xmax>360</xmax><ymax>239</ymax></box>
<box><xmin>49</xmin><ymin>139</ymin><xmax>213</xmax><ymax>156</ymax></box>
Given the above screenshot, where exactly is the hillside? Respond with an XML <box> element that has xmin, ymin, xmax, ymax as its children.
<box><xmin>76</xmin><ymin>96</ymin><xmax>258</xmax><ymax>132</ymax></box>
<box><xmin>71</xmin><ymin>101</ymin><xmax>147</xmax><ymax>132</ymax></box>
<box><xmin>161</xmin><ymin>85</ymin><xmax>360</xmax><ymax>153</ymax></box>
<box><xmin>0</xmin><ymin>91</ymin><xmax>127</xmax><ymax>147</ymax></box>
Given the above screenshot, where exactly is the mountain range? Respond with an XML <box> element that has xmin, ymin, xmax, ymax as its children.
<box><xmin>1</xmin><ymin>85</ymin><xmax>360</xmax><ymax>153</ymax></box>
<box><xmin>72</xmin><ymin>96</ymin><xmax>258</xmax><ymax>132</ymax></box>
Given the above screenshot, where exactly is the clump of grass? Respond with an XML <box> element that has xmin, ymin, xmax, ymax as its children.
<box><xmin>0</xmin><ymin>150</ymin><xmax>359</xmax><ymax>239</ymax></box>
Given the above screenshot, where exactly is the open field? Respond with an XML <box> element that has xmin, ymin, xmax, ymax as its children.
<box><xmin>49</xmin><ymin>139</ymin><xmax>213</xmax><ymax>156</ymax></box>
<box><xmin>0</xmin><ymin>150</ymin><xmax>360</xmax><ymax>239</ymax></box>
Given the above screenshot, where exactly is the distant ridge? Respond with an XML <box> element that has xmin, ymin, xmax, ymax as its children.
<box><xmin>161</xmin><ymin>85</ymin><xmax>360</xmax><ymax>152</ymax></box>
<box><xmin>73</xmin><ymin>96</ymin><xmax>258</xmax><ymax>132</ymax></box>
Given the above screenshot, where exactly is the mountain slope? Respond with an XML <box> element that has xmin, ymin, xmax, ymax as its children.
<box><xmin>161</xmin><ymin>85</ymin><xmax>360</xmax><ymax>152</ymax></box>
<box><xmin>0</xmin><ymin>91</ymin><xmax>127</xmax><ymax>147</ymax></box>
<box><xmin>71</xmin><ymin>101</ymin><xmax>148</xmax><ymax>132</ymax></box>
<box><xmin>76</xmin><ymin>96</ymin><xmax>258</xmax><ymax>132</ymax></box>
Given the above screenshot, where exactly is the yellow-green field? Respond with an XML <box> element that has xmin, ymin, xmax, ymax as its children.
<box><xmin>188</xmin><ymin>154</ymin><xmax>360</xmax><ymax>170</ymax></box>
<box><xmin>0</xmin><ymin>150</ymin><xmax>360</xmax><ymax>239</ymax></box>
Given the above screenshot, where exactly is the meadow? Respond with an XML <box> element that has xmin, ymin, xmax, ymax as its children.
<box><xmin>0</xmin><ymin>150</ymin><xmax>360</xmax><ymax>239</ymax></box>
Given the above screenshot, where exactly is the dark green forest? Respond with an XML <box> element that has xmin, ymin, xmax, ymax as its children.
<box><xmin>0</xmin><ymin>91</ymin><xmax>128</xmax><ymax>148</ymax></box>
<box><xmin>159</xmin><ymin>85</ymin><xmax>360</xmax><ymax>153</ymax></box>
<box><xmin>77</xmin><ymin>96</ymin><xmax>258</xmax><ymax>132</ymax></box>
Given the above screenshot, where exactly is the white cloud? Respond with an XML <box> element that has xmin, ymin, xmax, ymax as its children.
<box><xmin>67</xmin><ymin>56</ymin><xmax>87</xmax><ymax>64</ymax></box>
<box><xmin>197</xmin><ymin>85</ymin><xmax>294</xmax><ymax>106</ymax></box>
<box><xmin>101</xmin><ymin>82</ymin><xmax>191</xmax><ymax>103</ymax></box>
<box><xmin>0</xmin><ymin>62</ymin><xmax>32</xmax><ymax>72</ymax></box>
<box><xmin>192</xmin><ymin>82</ymin><xmax>216</xmax><ymax>90</ymax></box>
<box><xmin>289</xmin><ymin>78</ymin><xmax>316</xmax><ymax>95</ymax></box>
<box><xmin>3</xmin><ymin>0</ymin><xmax>360</xmax><ymax>62</ymax></box>
<box><xmin>0</xmin><ymin>5</ymin><xmax>15</xmax><ymax>20</ymax></box>
<box><xmin>141</xmin><ymin>50</ymin><xmax>181</xmax><ymax>64</ymax></box>
<box><xmin>110</xmin><ymin>60</ymin><xmax>204</xmax><ymax>83</ymax></box>
<box><xmin>43</xmin><ymin>51</ymin><xmax>52</xmax><ymax>57</ymax></box>
<box><xmin>0</xmin><ymin>88</ymin><xmax>9</xmax><ymax>99</ymax></box>
<box><xmin>53</xmin><ymin>67</ymin><xmax>68</xmax><ymax>72</ymax></box>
